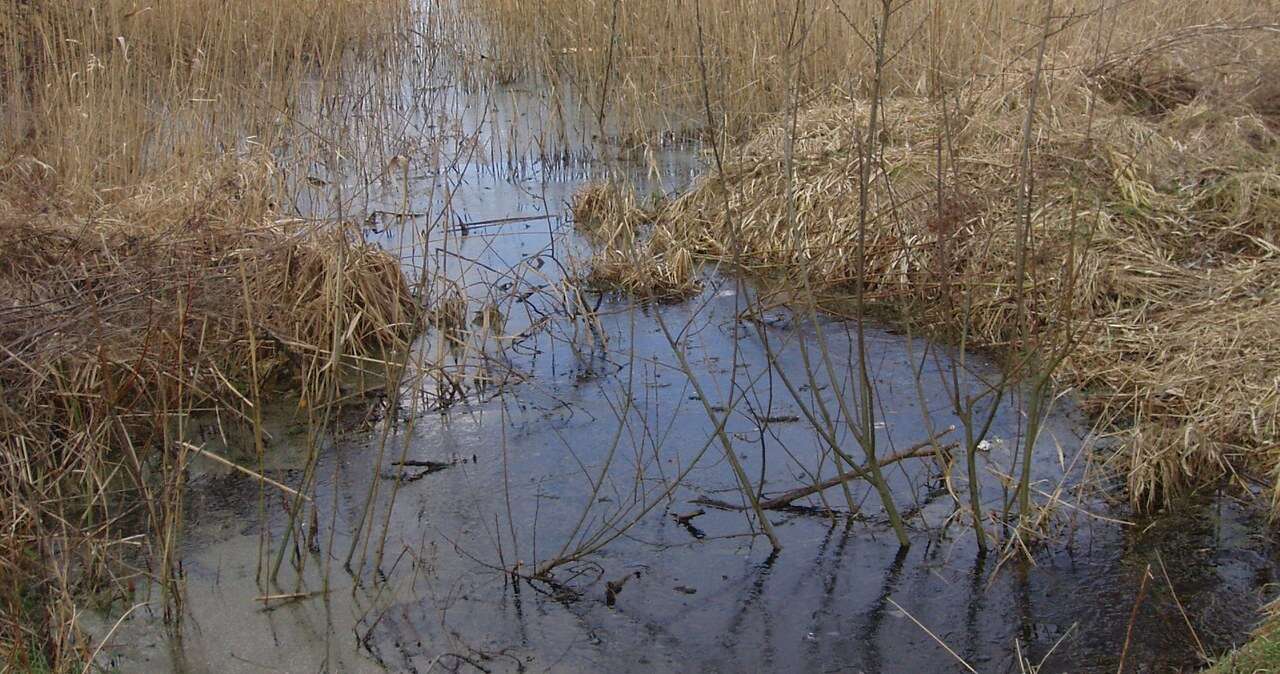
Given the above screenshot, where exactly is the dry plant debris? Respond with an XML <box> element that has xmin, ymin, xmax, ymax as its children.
<box><xmin>0</xmin><ymin>158</ymin><xmax>419</xmax><ymax>667</ymax></box>
<box><xmin>572</xmin><ymin>179</ymin><xmax>701</xmax><ymax>302</ymax></box>
<box><xmin>1</xmin><ymin>0</ymin><xmax>418</xmax><ymax>665</ymax></box>
<box><xmin>573</xmin><ymin>63</ymin><xmax>1280</xmax><ymax>511</ymax></box>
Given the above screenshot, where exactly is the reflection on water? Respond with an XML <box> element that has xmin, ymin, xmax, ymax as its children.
<box><xmin>96</xmin><ymin>246</ymin><xmax>1278</xmax><ymax>673</ymax></box>
<box><xmin>84</xmin><ymin>27</ymin><xmax>1279</xmax><ymax>674</ymax></box>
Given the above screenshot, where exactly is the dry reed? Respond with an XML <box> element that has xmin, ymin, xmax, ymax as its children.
<box><xmin>1</xmin><ymin>0</ymin><xmax>410</xmax><ymax>185</ymax></box>
<box><xmin>572</xmin><ymin>180</ymin><xmax>701</xmax><ymax>301</ymax></box>
<box><xmin>463</xmin><ymin>0</ymin><xmax>1278</xmax><ymax>142</ymax></box>
<box><xmin>469</xmin><ymin>0</ymin><xmax>1280</xmax><ymax>517</ymax></box>
<box><xmin>575</xmin><ymin>47</ymin><xmax>1280</xmax><ymax>510</ymax></box>
<box><xmin>1</xmin><ymin>1</ymin><xmax>416</xmax><ymax>669</ymax></box>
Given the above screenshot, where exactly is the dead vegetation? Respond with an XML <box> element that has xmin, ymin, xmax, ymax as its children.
<box><xmin>473</xmin><ymin>0</ymin><xmax>1280</xmax><ymax>513</ymax></box>
<box><xmin>0</xmin><ymin>157</ymin><xmax>419</xmax><ymax>668</ymax></box>
<box><xmin>0</xmin><ymin>1</ymin><xmax>417</xmax><ymax>669</ymax></box>
<box><xmin>1</xmin><ymin>0</ymin><xmax>1278</xmax><ymax>666</ymax></box>
<box><xmin>572</xmin><ymin>180</ymin><xmax>701</xmax><ymax>301</ymax></box>
<box><xmin>569</xmin><ymin>49</ymin><xmax>1280</xmax><ymax>510</ymax></box>
<box><xmin>1</xmin><ymin>0</ymin><xmax>411</xmax><ymax>185</ymax></box>
<box><xmin>464</xmin><ymin>0</ymin><xmax>1279</xmax><ymax>144</ymax></box>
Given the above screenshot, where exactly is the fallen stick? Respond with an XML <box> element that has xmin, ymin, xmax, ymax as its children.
<box><xmin>256</xmin><ymin>590</ymin><xmax>329</xmax><ymax>611</ymax></box>
<box><xmin>758</xmin><ymin>442</ymin><xmax>955</xmax><ymax>510</ymax></box>
<box><xmin>255</xmin><ymin>591</ymin><xmax>326</xmax><ymax>604</ymax></box>
<box><xmin>693</xmin><ymin>430</ymin><xmax>955</xmax><ymax>513</ymax></box>
<box><xmin>672</xmin><ymin>508</ymin><xmax>706</xmax><ymax>525</ymax></box>
<box><xmin>754</xmin><ymin>414</ymin><xmax>801</xmax><ymax>424</ymax></box>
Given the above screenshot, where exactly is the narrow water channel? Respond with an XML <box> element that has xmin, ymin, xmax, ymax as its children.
<box><xmin>88</xmin><ymin>47</ymin><xmax>1278</xmax><ymax>674</ymax></box>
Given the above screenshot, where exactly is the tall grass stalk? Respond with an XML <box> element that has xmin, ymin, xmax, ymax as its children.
<box><xmin>1</xmin><ymin>1</ymin><xmax>420</xmax><ymax>668</ymax></box>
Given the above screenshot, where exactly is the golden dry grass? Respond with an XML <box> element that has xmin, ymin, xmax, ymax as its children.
<box><xmin>0</xmin><ymin>156</ymin><xmax>420</xmax><ymax>669</ymax></box>
<box><xmin>1</xmin><ymin>0</ymin><xmax>410</xmax><ymax>184</ymax></box>
<box><xmin>464</xmin><ymin>0</ymin><xmax>1279</xmax><ymax>141</ymax></box>
<box><xmin>573</xmin><ymin>54</ymin><xmax>1280</xmax><ymax>509</ymax></box>
<box><xmin>479</xmin><ymin>0</ymin><xmax>1280</xmax><ymax>510</ymax></box>
<box><xmin>481</xmin><ymin>0</ymin><xmax>1280</xmax><ymax>515</ymax></box>
<box><xmin>572</xmin><ymin>180</ymin><xmax>701</xmax><ymax>301</ymax></box>
<box><xmin>1</xmin><ymin>2</ymin><xmax>416</xmax><ymax>669</ymax></box>
<box><xmin>1</xmin><ymin>0</ymin><xmax>1277</xmax><ymax>666</ymax></box>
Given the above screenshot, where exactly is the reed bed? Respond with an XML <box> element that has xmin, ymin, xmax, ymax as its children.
<box><xmin>1</xmin><ymin>1</ymin><xmax>417</xmax><ymax>669</ymax></box>
<box><xmin>572</xmin><ymin>180</ymin><xmax>701</xmax><ymax>301</ymax></box>
<box><xmin>1</xmin><ymin>0</ymin><xmax>411</xmax><ymax>185</ymax></box>
<box><xmin>463</xmin><ymin>0</ymin><xmax>1277</xmax><ymax>143</ymax></box>
<box><xmin>485</xmin><ymin>0</ymin><xmax>1280</xmax><ymax>511</ymax></box>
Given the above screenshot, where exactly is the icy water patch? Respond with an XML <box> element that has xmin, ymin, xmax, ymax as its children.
<box><xmin>85</xmin><ymin>52</ymin><xmax>1280</xmax><ymax>674</ymax></box>
<box><xmin>97</xmin><ymin>193</ymin><xmax>1278</xmax><ymax>674</ymax></box>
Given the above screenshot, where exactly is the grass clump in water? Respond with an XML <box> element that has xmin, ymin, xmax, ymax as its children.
<box><xmin>572</xmin><ymin>179</ymin><xmax>701</xmax><ymax>302</ymax></box>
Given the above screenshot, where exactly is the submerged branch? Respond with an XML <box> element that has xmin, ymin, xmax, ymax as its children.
<box><xmin>694</xmin><ymin>428</ymin><xmax>956</xmax><ymax>513</ymax></box>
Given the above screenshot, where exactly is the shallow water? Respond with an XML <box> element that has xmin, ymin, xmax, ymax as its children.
<box><xmin>88</xmin><ymin>42</ymin><xmax>1279</xmax><ymax>674</ymax></box>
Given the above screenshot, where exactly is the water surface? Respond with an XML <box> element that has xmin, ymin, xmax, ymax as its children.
<box><xmin>87</xmin><ymin>40</ymin><xmax>1278</xmax><ymax>674</ymax></box>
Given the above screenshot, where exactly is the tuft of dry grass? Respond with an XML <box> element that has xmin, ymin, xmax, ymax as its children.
<box><xmin>579</xmin><ymin>239</ymin><xmax>701</xmax><ymax>302</ymax></box>
<box><xmin>572</xmin><ymin>180</ymin><xmax>701</xmax><ymax>301</ymax></box>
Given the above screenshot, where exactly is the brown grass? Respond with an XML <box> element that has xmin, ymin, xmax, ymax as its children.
<box><xmin>572</xmin><ymin>180</ymin><xmax>701</xmax><ymax>301</ymax></box>
<box><xmin>566</xmin><ymin>41</ymin><xmax>1280</xmax><ymax>509</ymax></box>
<box><xmin>463</xmin><ymin>0</ymin><xmax>1279</xmax><ymax>142</ymax></box>
<box><xmin>1</xmin><ymin>1</ymin><xmax>417</xmax><ymax>669</ymax></box>
<box><xmin>0</xmin><ymin>156</ymin><xmax>420</xmax><ymax>668</ymax></box>
<box><xmin>1</xmin><ymin>0</ymin><xmax>410</xmax><ymax>185</ymax></box>
<box><xmin>475</xmin><ymin>0</ymin><xmax>1280</xmax><ymax>513</ymax></box>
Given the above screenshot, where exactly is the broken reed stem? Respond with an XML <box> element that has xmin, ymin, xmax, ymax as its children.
<box><xmin>180</xmin><ymin>442</ymin><xmax>310</xmax><ymax>501</ymax></box>
<box><xmin>240</xmin><ymin>257</ymin><xmax>273</xmax><ymax>584</ymax></box>
<box><xmin>887</xmin><ymin>598</ymin><xmax>980</xmax><ymax>674</ymax></box>
<box><xmin>1116</xmin><ymin>564</ymin><xmax>1153</xmax><ymax>674</ymax></box>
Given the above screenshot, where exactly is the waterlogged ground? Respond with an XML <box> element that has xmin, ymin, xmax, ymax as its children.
<box><xmin>87</xmin><ymin>59</ymin><xmax>1280</xmax><ymax>674</ymax></box>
